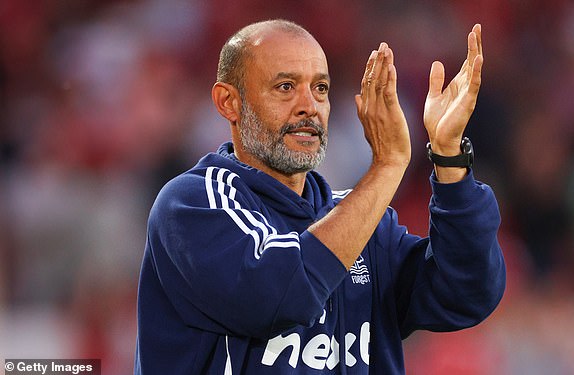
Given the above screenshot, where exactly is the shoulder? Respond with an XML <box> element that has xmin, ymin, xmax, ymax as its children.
<box><xmin>153</xmin><ymin>166</ymin><xmax>256</xmax><ymax>214</ymax></box>
<box><xmin>157</xmin><ymin>169</ymin><xmax>207</xmax><ymax>201</ymax></box>
<box><xmin>151</xmin><ymin>168</ymin><xmax>229</xmax><ymax>211</ymax></box>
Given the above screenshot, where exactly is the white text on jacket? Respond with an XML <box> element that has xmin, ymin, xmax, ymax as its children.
<box><xmin>261</xmin><ymin>322</ymin><xmax>370</xmax><ymax>370</ymax></box>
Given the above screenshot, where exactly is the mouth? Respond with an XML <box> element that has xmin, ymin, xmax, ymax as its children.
<box><xmin>287</xmin><ymin>127</ymin><xmax>319</xmax><ymax>137</ymax></box>
<box><xmin>282</xmin><ymin>120</ymin><xmax>325</xmax><ymax>145</ymax></box>
<box><xmin>285</xmin><ymin>127</ymin><xmax>321</xmax><ymax>145</ymax></box>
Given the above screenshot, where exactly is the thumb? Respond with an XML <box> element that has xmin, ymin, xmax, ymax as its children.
<box><xmin>428</xmin><ymin>61</ymin><xmax>445</xmax><ymax>98</ymax></box>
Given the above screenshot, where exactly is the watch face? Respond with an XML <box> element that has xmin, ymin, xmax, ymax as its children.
<box><xmin>462</xmin><ymin>137</ymin><xmax>474</xmax><ymax>167</ymax></box>
<box><xmin>462</xmin><ymin>137</ymin><xmax>473</xmax><ymax>154</ymax></box>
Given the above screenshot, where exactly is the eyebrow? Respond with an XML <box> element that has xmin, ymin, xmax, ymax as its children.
<box><xmin>274</xmin><ymin>72</ymin><xmax>331</xmax><ymax>82</ymax></box>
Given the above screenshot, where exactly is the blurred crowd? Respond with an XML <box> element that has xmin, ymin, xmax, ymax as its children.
<box><xmin>0</xmin><ymin>0</ymin><xmax>573</xmax><ymax>374</ymax></box>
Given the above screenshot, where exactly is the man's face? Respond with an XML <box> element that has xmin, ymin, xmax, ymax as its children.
<box><xmin>239</xmin><ymin>98</ymin><xmax>327</xmax><ymax>174</ymax></box>
<box><xmin>236</xmin><ymin>30</ymin><xmax>331</xmax><ymax>175</ymax></box>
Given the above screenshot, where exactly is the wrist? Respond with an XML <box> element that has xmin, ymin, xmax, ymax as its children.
<box><xmin>427</xmin><ymin>137</ymin><xmax>474</xmax><ymax>168</ymax></box>
<box><xmin>434</xmin><ymin>165</ymin><xmax>468</xmax><ymax>183</ymax></box>
<box><xmin>427</xmin><ymin>137</ymin><xmax>462</xmax><ymax>155</ymax></box>
<box><xmin>427</xmin><ymin>137</ymin><xmax>474</xmax><ymax>183</ymax></box>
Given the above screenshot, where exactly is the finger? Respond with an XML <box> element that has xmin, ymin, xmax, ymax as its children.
<box><xmin>467</xmin><ymin>54</ymin><xmax>483</xmax><ymax>97</ymax></box>
<box><xmin>376</xmin><ymin>46</ymin><xmax>395</xmax><ymax>105</ymax></box>
<box><xmin>360</xmin><ymin>50</ymin><xmax>378</xmax><ymax>96</ymax></box>
<box><xmin>473</xmin><ymin>23</ymin><xmax>483</xmax><ymax>57</ymax></box>
<box><xmin>459</xmin><ymin>54</ymin><xmax>483</xmax><ymax>115</ymax></box>
<box><xmin>362</xmin><ymin>50</ymin><xmax>382</xmax><ymax>116</ymax></box>
<box><xmin>385</xmin><ymin>45</ymin><xmax>394</xmax><ymax>66</ymax></box>
<box><xmin>370</xmin><ymin>43</ymin><xmax>387</xmax><ymax>96</ymax></box>
<box><xmin>366</xmin><ymin>44</ymin><xmax>387</xmax><ymax>114</ymax></box>
<box><xmin>383</xmin><ymin>63</ymin><xmax>399</xmax><ymax>107</ymax></box>
<box><xmin>380</xmin><ymin>46</ymin><xmax>394</xmax><ymax>88</ymax></box>
<box><xmin>428</xmin><ymin>61</ymin><xmax>445</xmax><ymax>98</ymax></box>
<box><xmin>373</xmin><ymin>44</ymin><xmax>393</xmax><ymax>112</ymax></box>
<box><xmin>466</xmin><ymin>29</ymin><xmax>479</xmax><ymax>70</ymax></box>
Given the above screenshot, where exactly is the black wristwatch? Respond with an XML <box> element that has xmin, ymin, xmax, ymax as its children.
<box><xmin>426</xmin><ymin>137</ymin><xmax>474</xmax><ymax>168</ymax></box>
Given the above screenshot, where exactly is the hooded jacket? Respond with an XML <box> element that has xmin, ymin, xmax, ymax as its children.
<box><xmin>134</xmin><ymin>142</ymin><xmax>505</xmax><ymax>374</ymax></box>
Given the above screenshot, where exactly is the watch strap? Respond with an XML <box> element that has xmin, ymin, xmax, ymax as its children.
<box><xmin>427</xmin><ymin>137</ymin><xmax>474</xmax><ymax>168</ymax></box>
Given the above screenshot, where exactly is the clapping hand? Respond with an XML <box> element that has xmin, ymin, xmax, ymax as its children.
<box><xmin>424</xmin><ymin>24</ymin><xmax>483</xmax><ymax>157</ymax></box>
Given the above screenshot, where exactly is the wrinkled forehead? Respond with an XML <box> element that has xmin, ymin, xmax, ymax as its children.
<box><xmin>246</xmin><ymin>29</ymin><xmax>329</xmax><ymax>79</ymax></box>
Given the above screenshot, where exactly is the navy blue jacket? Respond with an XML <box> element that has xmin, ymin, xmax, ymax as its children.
<box><xmin>134</xmin><ymin>142</ymin><xmax>505</xmax><ymax>374</ymax></box>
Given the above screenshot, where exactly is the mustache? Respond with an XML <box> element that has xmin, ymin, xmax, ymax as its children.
<box><xmin>280</xmin><ymin>119</ymin><xmax>326</xmax><ymax>138</ymax></box>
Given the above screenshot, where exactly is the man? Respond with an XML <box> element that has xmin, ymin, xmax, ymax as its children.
<box><xmin>134</xmin><ymin>19</ymin><xmax>505</xmax><ymax>374</ymax></box>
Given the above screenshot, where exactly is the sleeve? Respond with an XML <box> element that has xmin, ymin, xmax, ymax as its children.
<box><xmin>147</xmin><ymin>167</ymin><xmax>347</xmax><ymax>339</ymax></box>
<box><xmin>387</xmin><ymin>171</ymin><xmax>506</xmax><ymax>338</ymax></box>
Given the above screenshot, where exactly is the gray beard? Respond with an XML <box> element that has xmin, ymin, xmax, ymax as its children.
<box><xmin>238</xmin><ymin>101</ymin><xmax>327</xmax><ymax>175</ymax></box>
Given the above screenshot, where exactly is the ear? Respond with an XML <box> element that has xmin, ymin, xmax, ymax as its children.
<box><xmin>212</xmin><ymin>82</ymin><xmax>242</xmax><ymax>125</ymax></box>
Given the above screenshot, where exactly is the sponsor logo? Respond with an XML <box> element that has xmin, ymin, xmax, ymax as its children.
<box><xmin>261</xmin><ymin>322</ymin><xmax>370</xmax><ymax>370</ymax></box>
<box><xmin>349</xmin><ymin>255</ymin><xmax>370</xmax><ymax>285</ymax></box>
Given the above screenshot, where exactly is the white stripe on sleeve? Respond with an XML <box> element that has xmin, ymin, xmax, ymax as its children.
<box><xmin>204</xmin><ymin>167</ymin><xmax>300</xmax><ymax>260</ymax></box>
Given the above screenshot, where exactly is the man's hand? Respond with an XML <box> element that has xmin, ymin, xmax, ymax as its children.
<box><xmin>355</xmin><ymin>42</ymin><xmax>411</xmax><ymax>169</ymax></box>
<box><xmin>308</xmin><ymin>42</ymin><xmax>411</xmax><ymax>269</ymax></box>
<box><xmin>424</xmin><ymin>24</ymin><xmax>483</xmax><ymax>182</ymax></box>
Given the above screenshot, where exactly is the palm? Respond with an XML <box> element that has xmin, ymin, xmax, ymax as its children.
<box><xmin>423</xmin><ymin>24</ymin><xmax>483</xmax><ymax>150</ymax></box>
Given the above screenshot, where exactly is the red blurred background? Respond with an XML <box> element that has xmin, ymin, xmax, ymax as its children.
<box><xmin>1</xmin><ymin>1</ymin><xmax>573</xmax><ymax>374</ymax></box>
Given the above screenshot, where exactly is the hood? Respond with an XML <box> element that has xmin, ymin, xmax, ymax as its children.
<box><xmin>195</xmin><ymin>142</ymin><xmax>334</xmax><ymax>221</ymax></box>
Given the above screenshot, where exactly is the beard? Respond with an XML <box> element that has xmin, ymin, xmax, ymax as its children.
<box><xmin>238</xmin><ymin>100</ymin><xmax>327</xmax><ymax>175</ymax></box>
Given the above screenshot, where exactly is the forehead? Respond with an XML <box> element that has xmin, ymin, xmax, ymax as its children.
<box><xmin>246</xmin><ymin>30</ymin><xmax>329</xmax><ymax>81</ymax></box>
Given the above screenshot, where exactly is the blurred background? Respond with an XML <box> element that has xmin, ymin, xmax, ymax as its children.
<box><xmin>0</xmin><ymin>0</ymin><xmax>573</xmax><ymax>374</ymax></box>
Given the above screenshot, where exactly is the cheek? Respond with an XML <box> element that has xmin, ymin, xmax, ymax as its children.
<box><xmin>265</xmin><ymin>106</ymin><xmax>292</xmax><ymax>127</ymax></box>
<box><xmin>319</xmin><ymin>101</ymin><xmax>330</xmax><ymax>125</ymax></box>
<box><xmin>269</xmin><ymin>109</ymin><xmax>286</xmax><ymax>123</ymax></box>
<box><xmin>250</xmin><ymin>96</ymin><xmax>287</xmax><ymax>125</ymax></box>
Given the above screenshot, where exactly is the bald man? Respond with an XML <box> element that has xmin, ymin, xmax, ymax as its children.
<box><xmin>134</xmin><ymin>19</ymin><xmax>505</xmax><ymax>374</ymax></box>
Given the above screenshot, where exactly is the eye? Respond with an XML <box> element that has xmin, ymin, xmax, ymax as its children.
<box><xmin>316</xmin><ymin>83</ymin><xmax>329</xmax><ymax>94</ymax></box>
<box><xmin>277</xmin><ymin>82</ymin><xmax>294</xmax><ymax>92</ymax></box>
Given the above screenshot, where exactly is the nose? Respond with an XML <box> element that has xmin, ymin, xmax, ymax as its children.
<box><xmin>295</xmin><ymin>87</ymin><xmax>318</xmax><ymax>118</ymax></box>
